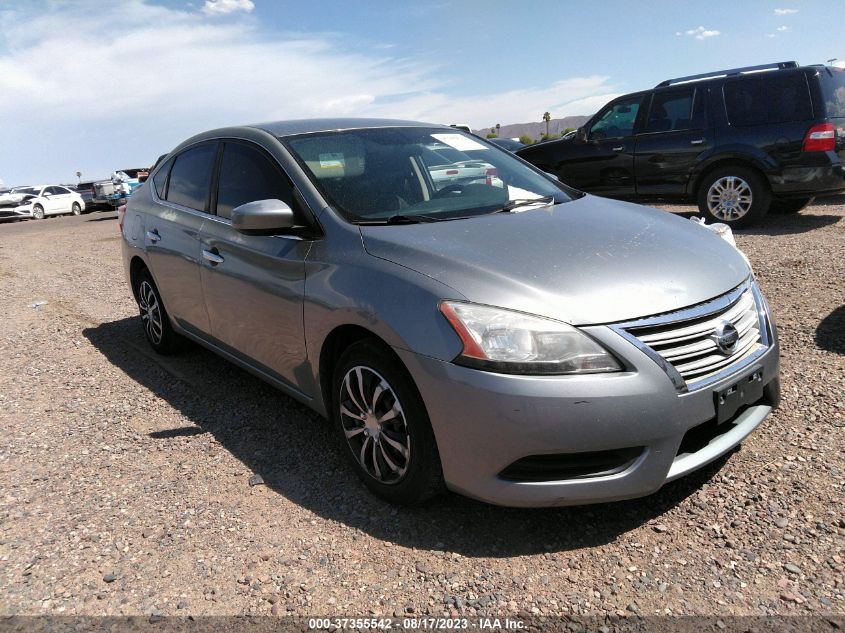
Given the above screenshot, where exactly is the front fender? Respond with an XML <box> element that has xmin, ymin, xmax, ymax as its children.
<box><xmin>302</xmin><ymin>231</ymin><xmax>467</xmax><ymax>416</ymax></box>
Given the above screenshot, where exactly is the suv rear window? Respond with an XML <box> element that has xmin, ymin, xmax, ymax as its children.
<box><xmin>819</xmin><ymin>68</ymin><xmax>845</xmax><ymax>118</ymax></box>
<box><xmin>723</xmin><ymin>74</ymin><xmax>812</xmax><ymax>126</ymax></box>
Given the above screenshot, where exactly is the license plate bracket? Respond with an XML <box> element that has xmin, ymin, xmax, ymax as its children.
<box><xmin>714</xmin><ymin>366</ymin><xmax>765</xmax><ymax>424</ymax></box>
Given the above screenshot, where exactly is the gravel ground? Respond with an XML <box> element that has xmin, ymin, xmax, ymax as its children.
<box><xmin>0</xmin><ymin>200</ymin><xmax>843</xmax><ymax>621</ymax></box>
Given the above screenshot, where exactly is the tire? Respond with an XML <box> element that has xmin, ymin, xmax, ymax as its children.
<box><xmin>31</xmin><ymin>204</ymin><xmax>45</xmax><ymax>220</ymax></box>
<box><xmin>332</xmin><ymin>339</ymin><xmax>444</xmax><ymax>505</ymax></box>
<box><xmin>770</xmin><ymin>196</ymin><xmax>814</xmax><ymax>214</ymax></box>
<box><xmin>71</xmin><ymin>202</ymin><xmax>81</xmax><ymax>215</ymax></box>
<box><xmin>697</xmin><ymin>166</ymin><xmax>771</xmax><ymax>228</ymax></box>
<box><xmin>134</xmin><ymin>269</ymin><xmax>183</xmax><ymax>355</ymax></box>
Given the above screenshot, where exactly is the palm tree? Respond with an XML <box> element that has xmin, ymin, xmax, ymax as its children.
<box><xmin>542</xmin><ymin>112</ymin><xmax>551</xmax><ymax>140</ymax></box>
<box><xmin>495</xmin><ymin>123</ymin><xmax>501</xmax><ymax>137</ymax></box>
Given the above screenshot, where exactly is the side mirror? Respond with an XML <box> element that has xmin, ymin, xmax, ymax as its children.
<box><xmin>231</xmin><ymin>199</ymin><xmax>296</xmax><ymax>235</ymax></box>
<box><xmin>575</xmin><ymin>127</ymin><xmax>588</xmax><ymax>143</ymax></box>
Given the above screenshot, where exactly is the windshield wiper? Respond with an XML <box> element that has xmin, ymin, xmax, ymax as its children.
<box><xmin>499</xmin><ymin>195</ymin><xmax>555</xmax><ymax>213</ymax></box>
<box><xmin>356</xmin><ymin>214</ymin><xmax>441</xmax><ymax>225</ymax></box>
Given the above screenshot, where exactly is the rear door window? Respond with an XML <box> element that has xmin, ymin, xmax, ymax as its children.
<box><xmin>165</xmin><ymin>144</ymin><xmax>216</xmax><ymax>212</ymax></box>
<box><xmin>214</xmin><ymin>142</ymin><xmax>294</xmax><ymax>220</ymax></box>
<box><xmin>645</xmin><ymin>88</ymin><xmax>700</xmax><ymax>133</ymax></box>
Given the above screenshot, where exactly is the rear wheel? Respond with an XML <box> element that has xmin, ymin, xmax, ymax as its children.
<box><xmin>71</xmin><ymin>202</ymin><xmax>81</xmax><ymax>215</ymax></box>
<box><xmin>133</xmin><ymin>269</ymin><xmax>183</xmax><ymax>355</ymax></box>
<box><xmin>31</xmin><ymin>204</ymin><xmax>45</xmax><ymax>220</ymax></box>
<box><xmin>770</xmin><ymin>196</ymin><xmax>814</xmax><ymax>214</ymax></box>
<box><xmin>697</xmin><ymin>166</ymin><xmax>771</xmax><ymax>228</ymax></box>
<box><xmin>332</xmin><ymin>340</ymin><xmax>444</xmax><ymax>505</ymax></box>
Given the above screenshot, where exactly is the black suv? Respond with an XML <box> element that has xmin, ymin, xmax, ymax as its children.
<box><xmin>517</xmin><ymin>61</ymin><xmax>845</xmax><ymax>227</ymax></box>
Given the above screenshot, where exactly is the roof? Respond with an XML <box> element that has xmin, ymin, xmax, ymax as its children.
<box><xmin>248</xmin><ymin>118</ymin><xmax>446</xmax><ymax>137</ymax></box>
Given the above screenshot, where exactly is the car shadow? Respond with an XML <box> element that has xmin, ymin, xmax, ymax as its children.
<box><xmin>816</xmin><ymin>305</ymin><xmax>845</xmax><ymax>355</ymax></box>
<box><xmin>735</xmin><ymin>212</ymin><xmax>841</xmax><ymax>236</ymax></box>
<box><xmin>83</xmin><ymin>316</ymin><xmax>733</xmax><ymax>557</ymax></box>
<box><xmin>86</xmin><ymin>213</ymin><xmax>117</xmax><ymax>222</ymax></box>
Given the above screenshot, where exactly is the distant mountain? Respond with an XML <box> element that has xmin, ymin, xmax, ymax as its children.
<box><xmin>474</xmin><ymin>115</ymin><xmax>590</xmax><ymax>140</ymax></box>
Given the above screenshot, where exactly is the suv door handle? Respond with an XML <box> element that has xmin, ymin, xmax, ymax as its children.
<box><xmin>202</xmin><ymin>249</ymin><xmax>224</xmax><ymax>265</ymax></box>
<box><xmin>690</xmin><ymin>139</ymin><xmax>705</xmax><ymax>146</ymax></box>
<box><xmin>146</xmin><ymin>230</ymin><xmax>161</xmax><ymax>243</ymax></box>
<box><xmin>612</xmin><ymin>145</ymin><xmax>625</xmax><ymax>152</ymax></box>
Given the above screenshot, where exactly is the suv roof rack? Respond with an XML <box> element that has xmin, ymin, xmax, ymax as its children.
<box><xmin>656</xmin><ymin>61</ymin><xmax>799</xmax><ymax>87</ymax></box>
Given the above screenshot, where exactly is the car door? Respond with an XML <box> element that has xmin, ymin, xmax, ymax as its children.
<box><xmin>44</xmin><ymin>186</ymin><xmax>66</xmax><ymax>214</ymax></box>
<box><xmin>198</xmin><ymin>140</ymin><xmax>312</xmax><ymax>389</ymax></box>
<box><xmin>145</xmin><ymin>142</ymin><xmax>217</xmax><ymax>334</ymax></box>
<box><xmin>559</xmin><ymin>95</ymin><xmax>644</xmax><ymax>196</ymax></box>
<box><xmin>633</xmin><ymin>86</ymin><xmax>712</xmax><ymax>196</ymax></box>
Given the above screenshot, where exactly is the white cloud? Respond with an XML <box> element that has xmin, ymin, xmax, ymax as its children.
<box><xmin>776</xmin><ymin>25</ymin><xmax>789</xmax><ymax>31</ymax></box>
<box><xmin>202</xmin><ymin>0</ymin><xmax>255</xmax><ymax>15</ymax></box>
<box><xmin>678</xmin><ymin>26</ymin><xmax>721</xmax><ymax>40</ymax></box>
<box><xmin>774</xmin><ymin>8</ymin><xmax>798</xmax><ymax>15</ymax></box>
<box><xmin>0</xmin><ymin>1</ymin><xmax>617</xmax><ymax>184</ymax></box>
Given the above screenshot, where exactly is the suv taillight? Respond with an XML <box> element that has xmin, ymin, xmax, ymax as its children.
<box><xmin>802</xmin><ymin>123</ymin><xmax>835</xmax><ymax>152</ymax></box>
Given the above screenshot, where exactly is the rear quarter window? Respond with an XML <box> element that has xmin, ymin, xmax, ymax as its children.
<box><xmin>723</xmin><ymin>74</ymin><xmax>812</xmax><ymax>126</ymax></box>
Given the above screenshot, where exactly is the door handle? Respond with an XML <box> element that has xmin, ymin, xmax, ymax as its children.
<box><xmin>145</xmin><ymin>230</ymin><xmax>161</xmax><ymax>243</ymax></box>
<box><xmin>690</xmin><ymin>139</ymin><xmax>705</xmax><ymax>146</ymax></box>
<box><xmin>202</xmin><ymin>249</ymin><xmax>224</xmax><ymax>265</ymax></box>
<box><xmin>612</xmin><ymin>145</ymin><xmax>625</xmax><ymax>152</ymax></box>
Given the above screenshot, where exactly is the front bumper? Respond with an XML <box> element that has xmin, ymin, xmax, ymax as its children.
<box><xmin>396</xmin><ymin>321</ymin><xmax>779</xmax><ymax>508</ymax></box>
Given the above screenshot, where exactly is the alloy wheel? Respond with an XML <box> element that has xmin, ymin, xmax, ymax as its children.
<box><xmin>338</xmin><ymin>366</ymin><xmax>411</xmax><ymax>484</ymax></box>
<box><xmin>707</xmin><ymin>176</ymin><xmax>753</xmax><ymax>221</ymax></box>
<box><xmin>138</xmin><ymin>281</ymin><xmax>163</xmax><ymax>345</ymax></box>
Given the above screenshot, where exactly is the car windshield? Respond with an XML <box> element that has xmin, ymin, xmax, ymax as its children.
<box><xmin>284</xmin><ymin>127</ymin><xmax>575</xmax><ymax>224</ymax></box>
<box><xmin>14</xmin><ymin>187</ymin><xmax>37</xmax><ymax>195</ymax></box>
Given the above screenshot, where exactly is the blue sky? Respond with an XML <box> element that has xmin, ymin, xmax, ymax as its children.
<box><xmin>0</xmin><ymin>0</ymin><xmax>841</xmax><ymax>185</ymax></box>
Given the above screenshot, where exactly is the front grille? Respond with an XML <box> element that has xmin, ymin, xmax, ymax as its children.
<box><xmin>619</xmin><ymin>284</ymin><xmax>768</xmax><ymax>390</ymax></box>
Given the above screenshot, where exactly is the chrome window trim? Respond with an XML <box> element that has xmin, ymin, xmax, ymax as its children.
<box><xmin>609</xmin><ymin>278</ymin><xmax>770</xmax><ymax>393</ymax></box>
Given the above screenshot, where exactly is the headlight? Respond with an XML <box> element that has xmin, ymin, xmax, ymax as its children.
<box><xmin>439</xmin><ymin>301</ymin><xmax>622</xmax><ymax>375</ymax></box>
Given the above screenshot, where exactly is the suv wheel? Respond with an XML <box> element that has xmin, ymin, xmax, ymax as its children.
<box><xmin>697</xmin><ymin>166</ymin><xmax>771</xmax><ymax>228</ymax></box>
<box><xmin>770</xmin><ymin>196</ymin><xmax>814</xmax><ymax>214</ymax></box>
<box><xmin>134</xmin><ymin>269</ymin><xmax>183</xmax><ymax>354</ymax></box>
<box><xmin>332</xmin><ymin>340</ymin><xmax>444</xmax><ymax>505</ymax></box>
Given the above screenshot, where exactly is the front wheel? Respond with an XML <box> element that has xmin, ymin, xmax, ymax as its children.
<box><xmin>697</xmin><ymin>166</ymin><xmax>771</xmax><ymax>228</ymax></box>
<box><xmin>71</xmin><ymin>202</ymin><xmax>81</xmax><ymax>215</ymax></box>
<box><xmin>332</xmin><ymin>340</ymin><xmax>444</xmax><ymax>505</ymax></box>
<box><xmin>770</xmin><ymin>196</ymin><xmax>814</xmax><ymax>214</ymax></box>
<box><xmin>31</xmin><ymin>204</ymin><xmax>45</xmax><ymax>220</ymax></box>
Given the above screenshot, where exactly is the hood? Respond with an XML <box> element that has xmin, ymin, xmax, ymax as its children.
<box><xmin>360</xmin><ymin>195</ymin><xmax>750</xmax><ymax>325</ymax></box>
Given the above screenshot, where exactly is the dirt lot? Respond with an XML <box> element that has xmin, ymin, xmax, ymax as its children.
<box><xmin>0</xmin><ymin>200</ymin><xmax>843</xmax><ymax>621</ymax></box>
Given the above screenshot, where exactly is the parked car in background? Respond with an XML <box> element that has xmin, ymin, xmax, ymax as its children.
<box><xmin>423</xmin><ymin>143</ymin><xmax>502</xmax><ymax>189</ymax></box>
<box><xmin>0</xmin><ymin>187</ymin><xmax>35</xmax><ymax>221</ymax></box>
<box><xmin>122</xmin><ymin>118</ymin><xmax>779</xmax><ymax>507</ymax></box>
<box><xmin>517</xmin><ymin>61</ymin><xmax>845</xmax><ymax>227</ymax></box>
<box><xmin>74</xmin><ymin>182</ymin><xmax>96</xmax><ymax>209</ymax></box>
<box><xmin>489</xmin><ymin>138</ymin><xmax>525</xmax><ymax>152</ymax></box>
<box><xmin>13</xmin><ymin>185</ymin><xmax>86</xmax><ymax>219</ymax></box>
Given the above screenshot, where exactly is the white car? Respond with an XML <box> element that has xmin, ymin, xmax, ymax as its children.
<box><xmin>13</xmin><ymin>185</ymin><xmax>86</xmax><ymax>220</ymax></box>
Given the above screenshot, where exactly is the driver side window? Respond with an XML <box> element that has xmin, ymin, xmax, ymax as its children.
<box><xmin>589</xmin><ymin>97</ymin><xmax>642</xmax><ymax>140</ymax></box>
